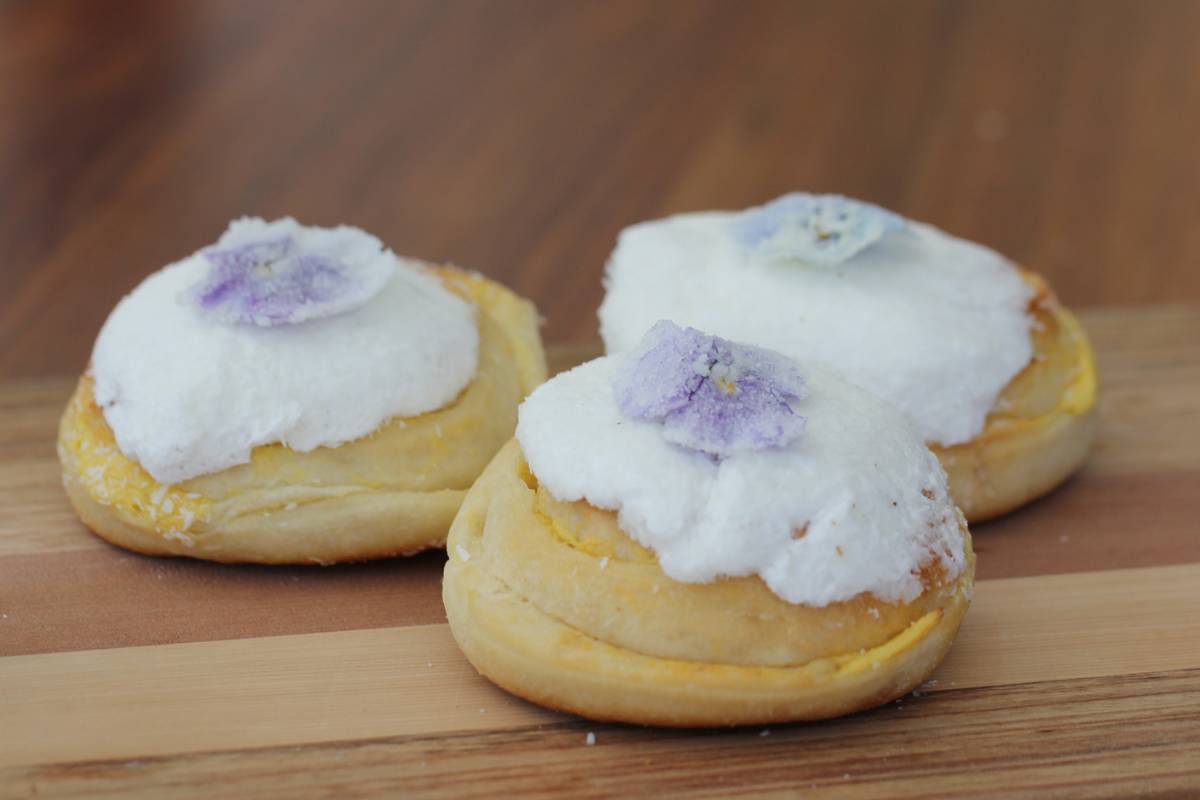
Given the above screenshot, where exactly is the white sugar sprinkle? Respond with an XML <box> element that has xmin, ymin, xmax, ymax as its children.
<box><xmin>598</xmin><ymin>556</ymin><xmax>609</xmax><ymax>570</ymax></box>
<box><xmin>91</xmin><ymin>218</ymin><xmax>479</xmax><ymax>484</ymax></box>
<box><xmin>585</xmin><ymin>732</ymin><xmax>596</xmax><ymax>746</ymax></box>
<box><xmin>163</xmin><ymin>529</ymin><xmax>194</xmax><ymax>548</ymax></box>
<box><xmin>455</xmin><ymin>544</ymin><xmax>471</xmax><ymax>562</ymax></box>
<box><xmin>599</xmin><ymin>208</ymin><xmax>1034</xmax><ymax>446</ymax></box>
<box><xmin>517</xmin><ymin>359</ymin><xmax>963</xmax><ymax>607</ymax></box>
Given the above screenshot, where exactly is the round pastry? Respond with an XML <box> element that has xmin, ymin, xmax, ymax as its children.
<box><xmin>58</xmin><ymin>217</ymin><xmax>546</xmax><ymax>563</ymax></box>
<box><xmin>444</xmin><ymin>321</ymin><xmax>974</xmax><ymax>726</ymax></box>
<box><xmin>598</xmin><ymin>193</ymin><xmax>1096</xmax><ymax>521</ymax></box>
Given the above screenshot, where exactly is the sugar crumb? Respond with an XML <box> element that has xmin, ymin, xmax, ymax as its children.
<box><xmin>585</xmin><ymin>732</ymin><xmax>596</xmax><ymax>746</ymax></box>
<box><xmin>455</xmin><ymin>544</ymin><xmax>471</xmax><ymax>562</ymax></box>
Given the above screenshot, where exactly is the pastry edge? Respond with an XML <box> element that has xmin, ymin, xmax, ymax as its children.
<box><xmin>443</xmin><ymin>442</ymin><xmax>974</xmax><ymax>727</ymax></box>
<box><xmin>57</xmin><ymin>266</ymin><xmax>547</xmax><ymax>564</ymax></box>
<box><xmin>938</xmin><ymin>303</ymin><xmax>1098</xmax><ymax>523</ymax></box>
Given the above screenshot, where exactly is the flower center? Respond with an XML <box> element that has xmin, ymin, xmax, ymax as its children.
<box><xmin>708</xmin><ymin>363</ymin><xmax>740</xmax><ymax>395</ymax></box>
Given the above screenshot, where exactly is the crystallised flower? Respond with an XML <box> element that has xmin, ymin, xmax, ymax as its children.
<box><xmin>611</xmin><ymin>320</ymin><xmax>807</xmax><ymax>457</ymax></box>
<box><xmin>183</xmin><ymin>218</ymin><xmax>392</xmax><ymax>326</ymax></box>
<box><xmin>731</xmin><ymin>192</ymin><xmax>905</xmax><ymax>266</ymax></box>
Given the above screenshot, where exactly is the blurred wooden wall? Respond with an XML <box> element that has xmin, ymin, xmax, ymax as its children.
<box><xmin>2</xmin><ymin>0</ymin><xmax>1198</xmax><ymax>377</ymax></box>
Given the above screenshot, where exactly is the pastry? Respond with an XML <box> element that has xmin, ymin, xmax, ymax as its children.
<box><xmin>444</xmin><ymin>321</ymin><xmax>974</xmax><ymax>726</ymax></box>
<box><xmin>598</xmin><ymin>193</ymin><xmax>1096</xmax><ymax>521</ymax></box>
<box><xmin>58</xmin><ymin>217</ymin><xmax>546</xmax><ymax>563</ymax></box>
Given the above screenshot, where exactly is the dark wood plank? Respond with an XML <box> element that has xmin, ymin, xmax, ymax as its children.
<box><xmin>4</xmin><ymin>0</ymin><xmax>1200</xmax><ymax>378</ymax></box>
<box><xmin>6</xmin><ymin>669</ymin><xmax>1198</xmax><ymax>799</ymax></box>
<box><xmin>2</xmin><ymin>309</ymin><xmax>1199</xmax><ymax>655</ymax></box>
<box><xmin>0</xmin><ymin>549</ymin><xmax>447</xmax><ymax>657</ymax></box>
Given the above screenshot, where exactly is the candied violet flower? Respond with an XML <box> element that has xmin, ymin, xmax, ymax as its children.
<box><xmin>612</xmin><ymin>320</ymin><xmax>808</xmax><ymax>457</ymax></box>
<box><xmin>182</xmin><ymin>224</ymin><xmax>392</xmax><ymax>326</ymax></box>
<box><xmin>731</xmin><ymin>193</ymin><xmax>906</xmax><ymax>266</ymax></box>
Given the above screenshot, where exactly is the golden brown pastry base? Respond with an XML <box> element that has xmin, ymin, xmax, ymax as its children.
<box><xmin>58</xmin><ymin>267</ymin><xmax>547</xmax><ymax>564</ymax></box>
<box><xmin>444</xmin><ymin>441</ymin><xmax>975</xmax><ymax>727</ymax></box>
<box><xmin>939</xmin><ymin>274</ymin><xmax>1098</xmax><ymax>522</ymax></box>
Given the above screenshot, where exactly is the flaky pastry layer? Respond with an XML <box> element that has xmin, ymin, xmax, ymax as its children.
<box><xmin>58</xmin><ymin>267</ymin><xmax>546</xmax><ymax>563</ymax></box>
<box><xmin>938</xmin><ymin>272</ymin><xmax>1097</xmax><ymax>521</ymax></box>
<box><xmin>444</xmin><ymin>441</ymin><xmax>975</xmax><ymax>726</ymax></box>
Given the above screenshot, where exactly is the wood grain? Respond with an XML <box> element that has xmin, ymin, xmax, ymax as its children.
<box><xmin>0</xmin><ymin>306</ymin><xmax>1198</xmax><ymax>796</ymax></box>
<box><xmin>3</xmin><ymin>563</ymin><xmax>1198</xmax><ymax>770</ymax></box>
<box><xmin>4</xmin><ymin>1</ymin><xmax>1200</xmax><ymax>378</ymax></box>
<box><xmin>1</xmin><ymin>309</ymin><xmax>1199</xmax><ymax>659</ymax></box>
<box><xmin>6</xmin><ymin>2</ymin><xmax>1200</xmax><ymax>793</ymax></box>
<box><xmin>7</xmin><ymin>671</ymin><xmax>1198</xmax><ymax>800</ymax></box>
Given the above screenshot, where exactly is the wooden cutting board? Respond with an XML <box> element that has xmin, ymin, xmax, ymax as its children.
<box><xmin>1</xmin><ymin>306</ymin><xmax>1198</xmax><ymax>799</ymax></box>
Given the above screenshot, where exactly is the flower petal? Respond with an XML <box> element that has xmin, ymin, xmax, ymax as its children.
<box><xmin>182</xmin><ymin>220</ymin><xmax>393</xmax><ymax>327</ymax></box>
<box><xmin>731</xmin><ymin>193</ymin><xmax>905</xmax><ymax>266</ymax></box>
<box><xmin>661</xmin><ymin>374</ymin><xmax>807</xmax><ymax>455</ymax></box>
<box><xmin>612</xmin><ymin>319</ymin><xmax>711</xmax><ymax>418</ymax></box>
<box><xmin>612</xmin><ymin>320</ymin><xmax>808</xmax><ymax>457</ymax></box>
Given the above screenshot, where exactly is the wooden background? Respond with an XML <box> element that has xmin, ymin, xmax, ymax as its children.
<box><xmin>3</xmin><ymin>0</ymin><xmax>1200</xmax><ymax>378</ymax></box>
<box><xmin>3</xmin><ymin>1</ymin><xmax>1200</xmax><ymax>797</ymax></box>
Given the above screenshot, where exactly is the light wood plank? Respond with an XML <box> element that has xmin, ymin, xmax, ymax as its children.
<box><xmin>3</xmin><ymin>562</ymin><xmax>1198</xmax><ymax>769</ymax></box>
<box><xmin>7</xmin><ymin>670</ymin><xmax>1197</xmax><ymax>800</ymax></box>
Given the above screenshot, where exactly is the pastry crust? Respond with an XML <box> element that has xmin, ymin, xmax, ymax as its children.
<box><xmin>443</xmin><ymin>441</ymin><xmax>975</xmax><ymax>726</ymax></box>
<box><xmin>58</xmin><ymin>267</ymin><xmax>547</xmax><ymax>564</ymax></box>
<box><xmin>939</xmin><ymin>273</ymin><xmax>1097</xmax><ymax>521</ymax></box>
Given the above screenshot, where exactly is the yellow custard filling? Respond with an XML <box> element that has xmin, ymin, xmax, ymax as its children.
<box><xmin>971</xmin><ymin>273</ymin><xmax>1097</xmax><ymax>439</ymax></box>
<box><xmin>60</xmin><ymin>381</ymin><xmax>211</xmax><ymax>538</ymax></box>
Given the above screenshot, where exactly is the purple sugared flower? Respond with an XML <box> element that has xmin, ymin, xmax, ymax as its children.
<box><xmin>612</xmin><ymin>320</ymin><xmax>808</xmax><ymax>457</ymax></box>
<box><xmin>731</xmin><ymin>193</ymin><xmax>905</xmax><ymax>266</ymax></box>
<box><xmin>182</xmin><ymin>219</ymin><xmax>393</xmax><ymax>326</ymax></box>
